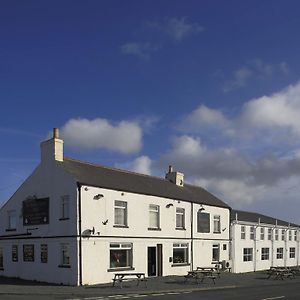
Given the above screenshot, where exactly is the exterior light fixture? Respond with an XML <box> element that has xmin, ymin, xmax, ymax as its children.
<box><xmin>166</xmin><ymin>203</ymin><xmax>174</xmax><ymax>208</ymax></box>
<box><xmin>93</xmin><ymin>194</ymin><xmax>104</xmax><ymax>200</ymax></box>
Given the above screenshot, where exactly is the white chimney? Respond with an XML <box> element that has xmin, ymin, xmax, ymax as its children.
<box><xmin>165</xmin><ymin>165</ymin><xmax>184</xmax><ymax>187</ymax></box>
<box><xmin>40</xmin><ymin>128</ymin><xmax>64</xmax><ymax>163</ymax></box>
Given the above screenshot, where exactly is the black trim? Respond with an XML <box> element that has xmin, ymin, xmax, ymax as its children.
<box><xmin>59</xmin><ymin>218</ymin><xmax>70</xmax><ymax>221</ymax></box>
<box><xmin>107</xmin><ymin>267</ymin><xmax>135</xmax><ymax>272</ymax></box>
<box><xmin>5</xmin><ymin>229</ymin><xmax>16</xmax><ymax>232</ymax></box>
<box><xmin>171</xmin><ymin>263</ymin><xmax>190</xmax><ymax>267</ymax></box>
<box><xmin>58</xmin><ymin>265</ymin><xmax>71</xmax><ymax>268</ymax></box>
<box><xmin>148</xmin><ymin>228</ymin><xmax>161</xmax><ymax>231</ymax></box>
<box><xmin>175</xmin><ymin>228</ymin><xmax>186</xmax><ymax>231</ymax></box>
<box><xmin>78</xmin><ymin>183</ymin><xmax>83</xmax><ymax>286</ymax></box>
<box><xmin>113</xmin><ymin>225</ymin><xmax>129</xmax><ymax>228</ymax></box>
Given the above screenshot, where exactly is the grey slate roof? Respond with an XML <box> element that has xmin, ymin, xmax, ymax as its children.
<box><xmin>59</xmin><ymin>158</ymin><xmax>230</xmax><ymax>209</ymax></box>
<box><xmin>231</xmin><ymin>209</ymin><xmax>300</xmax><ymax>228</ymax></box>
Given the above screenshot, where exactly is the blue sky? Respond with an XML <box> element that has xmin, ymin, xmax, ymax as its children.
<box><xmin>1</xmin><ymin>0</ymin><xmax>300</xmax><ymax>224</ymax></box>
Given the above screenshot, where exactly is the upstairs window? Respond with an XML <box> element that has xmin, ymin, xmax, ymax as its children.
<box><xmin>295</xmin><ymin>231</ymin><xmax>298</xmax><ymax>241</ymax></box>
<box><xmin>250</xmin><ymin>226</ymin><xmax>255</xmax><ymax>240</ymax></box>
<box><xmin>241</xmin><ymin>226</ymin><xmax>246</xmax><ymax>240</ymax></box>
<box><xmin>260</xmin><ymin>228</ymin><xmax>265</xmax><ymax>240</ymax></box>
<box><xmin>60</xmin><ymin>195</ymin><xmax>69</xmax><ymax>220</ymax></box>
<box><xmin>176</xmin><ymin>208</ymin><xmax>185</xmax><ymax>229</ymax></box>
<box><xmin>114</xmin><ymin>200</ymin><xmax>127</xmax><ymax>227</ymax></box>
<box><xmin>7</xmin><ymin>210</ymin><xmax>16</xmax><ymax>230</ymax></box>
<box><xmin>268</xmin><ymin>228</ymin><xmax>272</xmax><ymax>240</ymax></box>
<box><xmin>110</xmin><ymin>243</ymin><xmax>133</xmax><ymax>269</ymax></box>
<box><xmin>289</xmin><ymin>230</ymin><xmax>292</xmax><ymax>241</ymax></box>
<box><xmin>149</xmin><ymin>204</ymin><xmax>160</xmax><ymax>229</ymax></box>
<box><xmin>275</xmin><ymin>229</ymin><xmax>279</xmax><ymax>241</ymax></box>
<box><xmin>197</xmin><ymin>212</ymin><xmax>210</xmax><ymax>233</ymax></box>
<box><xmin>213</xmin><ymin>215</ymin><xmax>221</xmax><ymax>233</ymax></box>
<box><xmin>281</xmin><ymin>230</ymin><xmax>285</xmax><ymax>241</ymax></box>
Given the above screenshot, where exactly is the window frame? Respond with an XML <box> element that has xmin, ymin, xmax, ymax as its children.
<box><xmin>12</xmin><ymin>245</ymin><xmax>18</xmax><ymax>262</ymax></box>
<box><xmin>175</xmin><ymin>207</ymin><xmax>185</xmax><ymax>229</ymax></box>
<box><xmin>243</xmin><ymin>248</ymin><xmax>253</xmax><ymax>262</ymax></box>
<box><xmin>213</xmin><ymin>215</ymin><xmax>221</xmax><ymax>234</ymax></box>
<box><xmin>276</xmin><ymin>247</ymin><xmax>283</xmax><ymax>260</ymax></box>
<box><xmin>241</xmin><ymin>225</ymin><xmax>246</xmax><ymax>240</ymax></box>
<box><xmin>60</xmin><ymin>195</ymin><xmax>70</xmax><ymax>220</ymax></box>
<box><xmin>260</xmin><ymin>227</ymin><xmax>265</xmax><ymax>240</ymax></box>
<box><xmin>212</xmin><ymin>244</ymin><xmax>220</xmax><ymax>262</ymax></box>
<box><xmin>281</xmin><ymin>229</ymin><xmax>285</xmax><ymax>241</ymax></box>
<box><xmin>60</xmin><ymin>243</ymin><xmax>70</xmax><ymax>267</ymax></box>
<box><xmin>197</xmin><ymin>212</ymin><xmax>210</xmax><ymax>233</ymax></box>
<box><xmin>148</xmin><ymin>204</ymin><xmax>160</xmax><ymax>230</ymax></box>
<box><xmin>7</xmin><ymin>210</ymin><xmax>17</xmax><ymax>230</ymax></box>
<box><xmin>172</xmin><ymin>243</ymin><xmax>189</xmax><ymax>265</ymax></box>
<box><xmin>267</xmin><ymin>228</ymin><xmax>272</xmax><ymax>241</ymax></box>
<box><xmin>250</xmin><ymin>226</ymin><xmax>255</xmax><ymax>240</ymax></box>
<box><xmin>114</xmin><ymin>200</ymin><xmax>128</xmax><ymax>227</ymax></box>
<box><xmin>275</xmin><ymin>229</ymin><xmax>279</xmax><ymax>241</ymax></box>
<box><xmin>290</xmin><ymin>247</ymin><xmax>296</xmax><ymax>259</ymax></box>
<box><xmin>109</xmin><ymin>243</ymin><xmax>133</xmax><ymax>270</ymax></box>
<box><xmin>261</xmin><ymin>247</ymin><xmax>269</xmax><ymax>261</ymax></box>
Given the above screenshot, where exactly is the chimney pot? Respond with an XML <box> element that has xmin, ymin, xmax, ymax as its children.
<box><xmin>53</xmin><ymin>128</ymin><xmax>59</xmax><ymax>139</ymax></box>
<box><xmin>168</xmin><ymin>165</ymin><xmax>173</xmax><ymax>173</ymax></box>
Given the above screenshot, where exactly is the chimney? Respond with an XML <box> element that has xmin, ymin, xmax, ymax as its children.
<box><xmin>40</xmin><ymin>128</ymin><xmax>64</xmax><ymax>163</ymax></box>
<box><xmin>165</xmin><ymin>165</ymin><xmax>184</xmax><ymax>187</ymax></box>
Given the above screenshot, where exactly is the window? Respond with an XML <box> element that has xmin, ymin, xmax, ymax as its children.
<box><xmin>0</xmin><ymin>248</ymin><xmax>3</xmax><ymax>269</ymax></box>
<box><xmin>277</xmin><ymin>248</ymin><xmax>283</xmax><ymax>259</ymax></box>
<box><xmin>295</xmin><ymin>231</ymin><xmax>298</xmax><ymax>241</ymax></box>
<box><xmin>173</xmin><ymin>243</ymin><xmax>188</xmax><ymax>264</ymax></box>
<box><xmin>23</xmin><ymin>245</ymin><xmax>34</xmax><ymax>262</ymax></box>
<box><xmin>41</xmin><ymin>244</ymin><xmax>48</xmax><ymax>263</ymax></box>
<box><xmin>213</xmin><ymin>215</ymin><xmax>221</xmax><ymax>233</ymax></box>
<box><xmin>289</xmin><ymin>230</ymin><xmax>292</xmax><ymax>241</ymax></box>
<box><xmin>197</xmin><ymin>212</ymin><xmax>210</xmax><ymax>233</ymax></box>
<box><xmin>60</xmin><ymin>243</ymin><xmax>70</xmax><ymax>266</ymax></box>
<box><xmin>243</xmin><ymin>248</ymin><xmax>253</xmax><ymax>262</ymax></box>
<box><xmin>275</xmin><ymin>229</ymin><xmax>279</xmax><ymax>241</ymax></box>
<box><xmin>7</xmin><ymin>210</ymin><xmax>16</xmax><ymax>230</ymax></box>
<box><xmin>149</xmin><ymin>204</ymin><xmax>160</xmax><ymax>229</ymax></box>
<box><xmin>268</xmin><ymin>228</ymin><xmax>272</xmax><ymax>240</ymax></box>
<box><xmin>241</xmin><ymin>226</ymin><xmax>246</xmax><ymax>239</ymax></box>
<box><xmin>260</xmin><ymin>228</ymin><xmax>265</xmax><ymax>240</ymax></box>
<box><xmin>250</xmin><ymin>226</ymin><xmax>255</xmax><ymax>240</ymax></box>
<box><xmin>114</xmin><ymin>200</ymin><xmax>127</xmax><ymax>226</ymax></box>
<box><xmin>12</xmin><ymin>245</ymin><xmax>18</xmax><ymax>262</ymax></box>
<box><xmin>176</xmin><ymin>208</ymin><xmax>185</xmax><ymax>229</ymax></box>
<box><xmin>281</xmin><ymin>230</ymin><xmax>285</xmax><ymax>241</ymax></box>
<box><xmin>60</xmin><ymin>195</ymin><xmax>69</xmax><ymax>219</ymax></box>
<box><xmin>290</xmin><ymin>247</ymin><xmax>296</xmax><ymax>259</ymax></box>
<box><xmin>261</xmin><ymin>248</ymin><xmax>269</xmax><ymax>260</ymax></box>
<box><xmin>110</xmin><ymin>243</ymin><xmax>133</xmax><ymax>269</ymax></box>
<box><xmin>212</xmin><ymin>244</ymin><xmax>220</xmax><ymax>262</ymax></box>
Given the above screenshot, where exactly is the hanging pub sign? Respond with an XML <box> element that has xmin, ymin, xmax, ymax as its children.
<box><xmin>23</xmin><ymin>244</ymin><xmax>34</xmax><ymax>262</ymax></box>
<box><xmin>22</xmin><ymin>197</ymin><xmax>49</xmax><ymax>226</ymax></box>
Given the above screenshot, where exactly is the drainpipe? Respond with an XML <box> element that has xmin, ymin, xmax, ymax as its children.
<box><xmin>190</xmin><ymin>202</ymin><xmax>193</xmax><ymax>271</ymax></box>
<box><xmin>297</xmin><ymin>230</ymin><xmax>300</xmax><ymax>267</ymax></box>
<box><xmin>77</xmin><ymin>183</ymin><xmax>83</xmax><ymax>286</ymax></box>
<box><xmin>284</xmin><ymin>228</ymin><xmax>288</xmax><ymax>268</ymax></box>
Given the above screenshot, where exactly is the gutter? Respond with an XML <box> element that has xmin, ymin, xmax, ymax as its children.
<box><xmin>77</xmin><ymin>183</ymin><xmax>83</xmax><ymax>286</ymax></box>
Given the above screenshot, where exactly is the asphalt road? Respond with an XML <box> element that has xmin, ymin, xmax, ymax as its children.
<box><xmin>1</xmin><ymin>282</ymin><xmax>300</xmax><ymax>300</ymax></box>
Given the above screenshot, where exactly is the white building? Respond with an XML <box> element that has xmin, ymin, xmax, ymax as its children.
<box><xmin>0</xmin><ymin>129</ymin><xmax>231</xmax><ymax>285</ymax></box>
<box><xmin>230</xmin><ymin>210</ymin><xmax>300</xmax><ymax>273</ymax></box>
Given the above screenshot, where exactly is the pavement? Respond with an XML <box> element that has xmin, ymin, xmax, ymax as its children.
<box><xmin>0</xmin><ymin>271</ymin><xmax>300</xmax><ymax>298</ymax></box>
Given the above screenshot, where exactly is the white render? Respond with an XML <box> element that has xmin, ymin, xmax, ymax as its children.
<box><xmin>0</xmin><ymin>129</ymin><xmax>231</xmax><ymax>285</ymax></box>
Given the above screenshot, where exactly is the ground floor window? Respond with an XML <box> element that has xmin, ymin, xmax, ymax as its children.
<box><xmin>110</xmin><ymin>243</ymin><xmax>133</xmax><ymax>269</ymax></box>
<box><xmin>243</xmin><ymin>248</ymin><xmax>253</xmax><ymax>262</ymax></box>
<box><xmin>0</xmin><ymin>248</ymin><xmax>3</xmax><ymax>269</ymax></box>
<box><xmin>212</xmin><ymin>244</ymin><xmax>220</xmax><ymax>262</ymax></box>
<box><xmin>61</xmin><ymin>243</ymin><xmax>70</xmax><ymax>266</ymax></box>
<box><xmin>276</xmin><ymin>247</ymin><xmax>283</xmax><ymax>259</ymax></box>
<box><xmin>23</xmin><ymin>245</ymin><xmax>34</xmax><ymax>262</ymax></box>
<box><xmin>173</xmin><ymin>243</ymin><xmax>188</xmax><ymax>264</ymax></box>
<box><xmin>290</xmin><ymin>247</ymin><xmax>296</xmax><ymax>259</ymax></box>
<box><xmin>12</xmin><ymin>245</ymin><xmax>18</xmax><ymax>262</ymax></box>
<box><xmin>41</xmin><ymin>244</ymin><xmax>48</xmax><ymax>263</ymax></box>
<box><xmin>261</xmin><ymin>247</ymin><xmax>269</xmax><ymax>260</ymax></box>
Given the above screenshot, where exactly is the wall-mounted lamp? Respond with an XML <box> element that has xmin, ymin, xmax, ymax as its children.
<box><xmin>93</xmin><ymin>194</ymin><xmax>104</xmax><ymax>200</ymax></box>
<box><xmin>199</xmin><ymin>205</ymin><xmax>205</xmax><ymax>212</ymax></box>
<box><xmin>166</xmin><ymin>203</ymin><xmax>174</xmax><ymax>208</ymax></box>
<box><xmin>84</xmin><ymin>187</ymin><xmax>89</xmax><ymax>191</ymax></box>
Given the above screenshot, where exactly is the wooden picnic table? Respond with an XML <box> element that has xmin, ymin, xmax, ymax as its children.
<box><xmin>266</xmin><ymin>267</ymin><xmax>295</xmax><ymax>280</ymax></box>
<box><xmin>184</xmin><ymin>270</ymin><xmax>217</xmax><ymax>284</ymax></box>
<box><xmin>112</xmin><ymin>272</ymin><xmax>147</xmax><ymax>288</ymax></box>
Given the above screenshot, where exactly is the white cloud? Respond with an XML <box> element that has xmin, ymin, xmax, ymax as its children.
<box><xmin>223</xmin><ymin>67</ymin><xmax>253</xmax><ymax>92</ymax></box>
<box><xmin>148</xmin><ymin>17</ymin><xmax>204</xmax><ymax>42</ymax></box>
<box><xmin>128</xmin><ymin>156</ymin><xmax>152</xmax><ymax>175</ymax></box>
<box><xmin>60</xmin><ymin>118</ymin><xmax>142</xmax><ymax>154</ymax></box>
<box><xmin>120</xmin><ymin>42</ymin><xmax>158</xmax><ymax>59</ymax></box>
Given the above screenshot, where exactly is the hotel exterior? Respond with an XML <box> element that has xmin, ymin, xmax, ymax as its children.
<box><xmin>0</xmin><ymin>129</ymin><xmax>231</xmax><ymax>285</ymax></box>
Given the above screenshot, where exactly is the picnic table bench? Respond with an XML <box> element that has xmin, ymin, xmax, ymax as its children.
<box><xmin>184</xmin><ymin>269</ymin><xmax>217</xmax><ymax>284</ymax></box>
<box><xmin>112</xmin><ymin>272</ymin><xmax>147</xmax><ymax>288</ymax></box>
<box><xmin>266</xmin><ymin>267</ymin><xmax>295</xmax><ymax>280</ymax></box>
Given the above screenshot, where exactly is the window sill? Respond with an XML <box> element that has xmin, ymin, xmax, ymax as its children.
<box><xmin>175</xmin><ymin>227</ymin><xmax>186</xmax><ymax>231</ymax></box>
<box><xmin>171</xmin><ymin>263</ymin><xmax>190</xmax><ymax>267</ymax></box>
<box><xmin>113</xmin><ymin>225</ymin><xmax>129</xmax><ymax>228</ymax></box>
<box><xmin>5</xmin><ymin>228</ymin><xmax>16</xmax><ymax>232</ymax></box>
<box><xmin>107</xmin><ymin>267</ymin><xmax>135</xmax><ymax>272</ymax></box>
<box><xmin>59</xmin><ymin>217</ymin><xmax>70</xmax><ymax>221</ymax></box>
<box><xmin>58</xmin><ymin>265</ymin><xmax>71</xmax><ymax>268</ymax></box>
<box><xmin>213</xmin><ymin>231</ymin><xmax>221</xmax><ymax>234</ymax></box>
<box><xmin>148</xmin><ymin>227</ymin><xmax>161</xmax><ymax>231</ymax></box>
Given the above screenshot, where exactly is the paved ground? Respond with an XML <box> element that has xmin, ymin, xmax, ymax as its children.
<box><xmin>0</xmin><ymin>271</ymin><xmax>300</xmax><ymax>299</ymax></box>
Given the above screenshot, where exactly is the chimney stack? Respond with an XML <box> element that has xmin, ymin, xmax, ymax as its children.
<box><xmin>165</xmin><ymin>165</ymin><xmax>184</xmax><ymax>187</ymax></box>
<box><xmin>40</xmin><ymin>127</ymin><xmax>64</xmax><ymax>164</ymax></box>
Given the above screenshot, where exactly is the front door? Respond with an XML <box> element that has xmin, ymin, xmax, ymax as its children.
<box><xmin>148</xmin><ymin>247</ymin><xmax>156</xmax><ymax>276</ymax></box>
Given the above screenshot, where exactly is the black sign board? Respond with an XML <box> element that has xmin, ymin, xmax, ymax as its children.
<box><xmin>41</xmin><ymin>244</ymin><xmax>48</xmax><ymax>263</ymax></box>
<box><xmin>23</xmin><ymin>244</ymin><xmax>34</xmax><ymax>262</ymax></box>
<box><xmin>23</xmin><ymin>198</ymin><xmax>49</xmax><ymax>226</ymax></box>
<box><xmin>12</xmin><ymin>245</ymin><xmax>18</xmax><ymax>262</ymax></box>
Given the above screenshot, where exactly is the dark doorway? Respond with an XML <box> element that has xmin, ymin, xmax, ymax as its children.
<box><xmin>157</xmin><ymin>244</ymin><xmax>163</xmax><ymax>276</ymax></box>
<box><xmin>148</xmin><ymin>247</ymin><xmax>156</xmax><ymax>276</ymax></box>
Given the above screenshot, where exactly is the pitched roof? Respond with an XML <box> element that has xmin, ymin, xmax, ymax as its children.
<box><xmin>59</xmin><ymin>158</ymin><xmax>230</xmax><ymax>209</ymax></box>
<box><xmin>231</xmin><ymin>209</ymin><xmax>300</xmax><ymax>228</ymax></box>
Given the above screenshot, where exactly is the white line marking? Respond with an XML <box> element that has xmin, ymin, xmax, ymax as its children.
<box><xmin>167</xmin><ymin>292</ymin><xmax>181</xmax><ymax>295</ymax></box>
<box><xmin>151</xmin><ymin>294</ymin><xmax>166</xmax><ymax>296</ymax></box>
<box><xmin>132</xmin><ymin>295</ymin><xmax>148</xmax><ymax>298</ymax></box>
<box><xmin>261</xmin><ymin>296</ymin><xmax>285</xmax><ymax>300</ymax></box>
